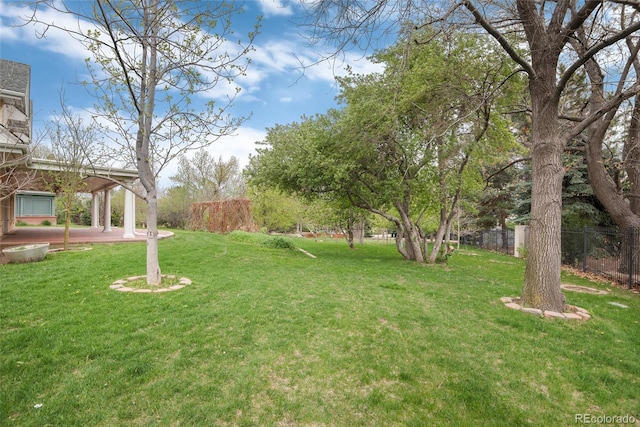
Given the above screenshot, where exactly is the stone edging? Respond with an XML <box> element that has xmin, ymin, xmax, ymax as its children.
<box><xmin>110</xmin><ymin>275</ymin><xmax>192</xmax><ymax>293</ymax></box>
<box><xmin>560</xmin><ymin>284</ymin><xmax>609</xmax><ymax>295</ymax></box>
<box><xmin>500</xmin><ymin>297</ymin><xmax>591</xmax><ymax>320</ymax></box>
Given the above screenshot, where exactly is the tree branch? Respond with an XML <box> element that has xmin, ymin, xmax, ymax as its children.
<box><xmin>462</xmin><ymin>0</ymin><xmax>534</xmax><ymax>76</ymax></box>
<box><xmin>483</xmin><ymin>157</ymin><xmax>531</xmax><ymax>184</ymax></box>
<box><xmin>557</xmin><ymin>11</ymin><xmax>640</xmax><ymax>98</ymax></box>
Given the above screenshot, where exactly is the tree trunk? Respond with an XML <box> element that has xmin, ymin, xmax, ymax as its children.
<box><xmin>140</xmin><ymin>1</ymin><xmax>162</xmax><ymax>286</ymax></box>
<box><xmin>585</xmin><ymin>129</ymin><xmax>640</xmax><ymax>230</ymax></box>
<box><xmin>347</xmin><ymin>227</ymin><xmax>355</xmax><ymax>249</ymax></box>
<box><xmin>501</xmin><ymin>217</ymin><xmax>509</xmax><ymax>251</ymax></box>
<box><xmin>397</xmin><ymin>202</ymin><xmax>424</xmax><ymax>263</ymax></box>
<box><xmin>520</xmin><ymin>69</ymin><xmax>566</xmax><ymax>312</ymax></box>
<box><xmin>624</xmin><ymin>96</ymin><xmax>640</xmax><ymax>216</ymax></box>
<box><xmin>64</xmin><ymin>196</ymin><xmax>71</xmax><ymax>251</ymax></box>
<box><xmin>340</xmin><ymin>216</ymin><xmax>355</xmax><ymax>249</ymax></box>
<box><xmin>392</xmin><ymin>221</ymin><xmax>411</xmax><ymax>260</ymax></box>
<box><xmin>429</xmin><ymin>208</ymin><xmax>448</xmax><ymax>264</ymax></box>
<box><xmin>146</xmin><ymin>186</ymin><xmax>162</xmax><ymax>285</ymax></box>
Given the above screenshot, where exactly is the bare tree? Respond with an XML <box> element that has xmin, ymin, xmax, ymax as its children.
<box><xmin>26</xmin><ymin>0</ymin><xmax>259</xmax><ymax>284</ymax></box>
<box><xmin>303</xmin><ymin>0</ymin><xmax>640</xmax><ymax>312</ymax></box>
<box><xmin>574</xmin><ymin>6</ymin><xmax>640</xmax><ymax>268</ymax></box>
<box><xmin>43</xmin><ymin>96</ymin><xmax>98</xmax><ymax>250</ymax></box>
<box><xmin>170</xmin><ymin>150</ymin><xmax>245</xmax><ymax>202</ymax></box>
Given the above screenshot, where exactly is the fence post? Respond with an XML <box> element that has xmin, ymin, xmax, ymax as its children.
<box><xmin>514</xmin><ymin>225</ymin><xmax>526</xmax><ymax>258</ymax></box>
<box><xmin>582</xmin><ymin>226</ymin><xmax>588</xmax><ymax>273</ymax></box>
<box><xmin>629</xmin><ymin>227</ymin><xmax>634</xmax><ymax>289</ymax></box>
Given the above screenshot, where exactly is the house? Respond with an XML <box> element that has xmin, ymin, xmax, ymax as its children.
<box><xmin>0</xmin><ymin>58</ymin><xmax>139</xmax><ymax>238</ymax></box>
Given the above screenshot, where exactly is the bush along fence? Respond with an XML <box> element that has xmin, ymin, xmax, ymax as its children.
<box><xmin>466</xmin><ymin>225</ymin><xmax>638</xmax><ymax>289</ymax></box>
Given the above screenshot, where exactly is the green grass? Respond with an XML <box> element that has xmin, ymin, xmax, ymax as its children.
<box><xmin>1</xmin><ymin>230</ymin><xmax>638</xmax><ymax>426</ymax></box>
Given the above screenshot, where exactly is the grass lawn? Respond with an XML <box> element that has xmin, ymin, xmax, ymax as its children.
<box><xmin>1</xmin><ymin>230</ymin><xmax>638</xmax><ymax>426</ymax></box>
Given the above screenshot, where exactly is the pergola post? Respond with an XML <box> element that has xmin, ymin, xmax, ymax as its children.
<box><xmin>102</xmin><ymin>189</ymin><xmax>112</xmax><ymax>233</ymax></box>
<box><xmin>91</xmin><ymin>192</ymin><xmax>100</xmax><ymax>228</ymax></box>
<box><xmin>122</xmin><ymin>185</ymin><xmax>136</xmax><ymax>238</ymax></box>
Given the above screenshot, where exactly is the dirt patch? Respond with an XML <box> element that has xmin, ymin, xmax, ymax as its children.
<box><xmin>48</xmin><ymin>247</ymin><xmax>92</xmax><ymax>253</ymax></box>
<box><xmin>110</xmin><ymin>275</ymin><xmax>192</xmax><ymax>293</ymax></box>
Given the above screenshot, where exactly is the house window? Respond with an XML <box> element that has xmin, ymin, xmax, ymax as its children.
<box><xmin>16</xmin><ymin>193</ymin><xmax>55</xmax><ymax>217</ymax></box>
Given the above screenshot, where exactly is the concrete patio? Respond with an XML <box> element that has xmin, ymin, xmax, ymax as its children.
<box><xmin>0</xmin><ymin>226</ymin><xmax>173</xmax><ymax>249</ymax></box>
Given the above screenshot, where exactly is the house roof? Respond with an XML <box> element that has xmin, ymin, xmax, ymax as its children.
<box><xmin>0</xmin><ymin>59</ymin><xmax>30</xmax><ymax>97</ymax></box>
<box><xmin>29</xmin><ymin>158</ymin><xmax>140</xmax><ymax>193</ymax></box>
<box><xmin>1</xmin><ymin>59</ymin><xmax>31</xmax><ymax>142</ymax></box>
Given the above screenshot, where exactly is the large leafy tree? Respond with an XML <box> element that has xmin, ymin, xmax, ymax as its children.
<box><xmin>248</xmin><ymin>30</ymin><xmax>519</xmax><ymax>263</ymax></box>
<box><xmin>246</xmin><ymin>186</ymin><xmax>302</xmax><ymax>233</ymax></box>
<box><xmin>459</xmin><ymin>1</ymin><xmax>640</xmax><ymax>311</ymax></box>
<box><xmin>28</xmin><ymin>0</ymin><xmax>259</xmax><ymax>284</ymax></box>
<box><xmin>305</xmin><ymin>0</ymin><xmax>640</xmax><ymax>311</ymax></box>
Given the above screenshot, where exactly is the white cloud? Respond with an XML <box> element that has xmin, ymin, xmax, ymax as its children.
<box><xmin>208</xmin><ymin>126</ymin><xmax>266</xmax><ymax>168</ymax></box>
<box><xmin>258</xmin><ymin>0</ymin><xmax>295</xmax><ymax>17</ymax></box>
<box><xmin>246</xmin><ymin>35</ymin><xmax>384</xmax><ymax>87</ymax></box>
<box><xmin>0</xmin><ymin>1</ymin><xmax>96</xmax><ymax>62</ymax></box>
<box><xmin>231</xmin><ymin>34</ymin><xmax>383</xmax><ymax>105</ymax></box>
<box><xmin>2</xmin><ymin>1</ymin><xmax>382</xmax><ymax>110</ymax></box>
<box><xmin>280</xmin><ymin>97</ymin><xmax>292</xmax><ymax>103</ymax></box>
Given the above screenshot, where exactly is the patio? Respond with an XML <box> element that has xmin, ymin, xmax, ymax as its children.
<box><xmin>0</xmin><ymin>226</ymin><xmax>173</xmax><ymax>249</ymax></box>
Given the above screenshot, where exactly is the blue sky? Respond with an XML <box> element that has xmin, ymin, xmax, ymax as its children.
<box><xmin>0</xmin><ymin>0</ymin><xmax>384</xmax><ymax>187</ymax></box>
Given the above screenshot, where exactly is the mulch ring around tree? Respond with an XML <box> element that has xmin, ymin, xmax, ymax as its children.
<box><xmin>110</xmin><ymin>275</ymin><xmax>192</xmax><ymax>293</ymax></box>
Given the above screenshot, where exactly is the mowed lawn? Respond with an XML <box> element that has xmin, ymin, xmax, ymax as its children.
<box><xmin>1</xmin><ymin>230</ymin><xmax>638</xmax><ymax>426</ymax></box>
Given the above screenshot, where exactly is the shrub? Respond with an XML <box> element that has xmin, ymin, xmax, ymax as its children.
<box><xmin>517</xmin><ymin>244</ymin><xmax>528</xmax><ymax>259</ymax></box>
<box><xmin>226</xmin><ymin>231</ymin><xmax>295</xmax><ymax>250</ymax></box>
<box><xmin>262</xmin><ymin>236</ymin><xmax>295</xmax><ymax>250</ymax></box>
<box><xmin>41</xmin><ymin>220</ymin><xmax>52</xmax><ymax>226</ymax></box>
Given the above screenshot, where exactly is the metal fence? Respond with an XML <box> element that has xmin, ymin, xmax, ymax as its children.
<box><xmin>462</xmin><ymin>229</ymin><xmax>516</xmax><ymax>255</ymax></box>
<box><xmin>562</xmin><ymin>226</ymin><xmax>638</xmax><ymax>289</ymax></box>
<box><xmin>466</xmin><ymin>226</ymin><xmax>639</xmax><ymax>288</ymax></box>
